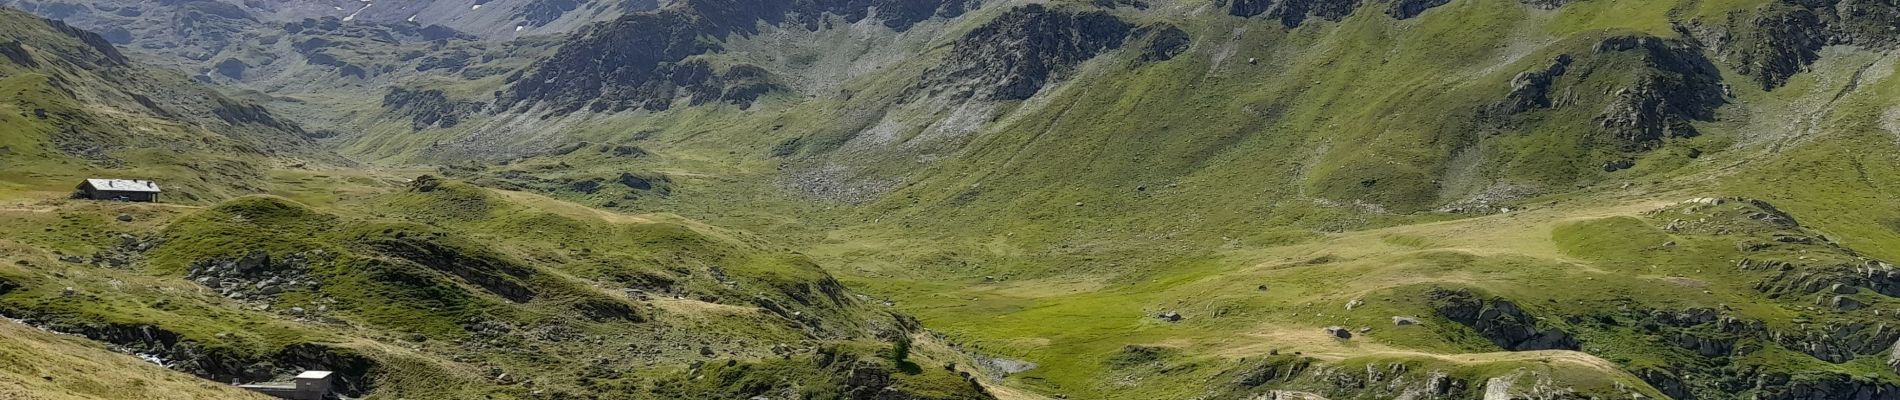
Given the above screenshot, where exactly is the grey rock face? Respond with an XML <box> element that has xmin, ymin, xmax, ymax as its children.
<box><xmin>912</xmin><ymin>4</ymin><xmax>1134</xmax><ymax>101</ymax></box>
<box><xmin>382</xmin><ymin>87</ymin><xmax>486</xmax><ymax>131</ymax></box>
<box><xmin>1591</xmin><ymin>36</ymin><xmax>1726</xmax><ymax>150</ymax></box>
<box><xmin>1428</xmin><ymin>288</ymin><xmax>1577</xmax><ymax>351</ymax></box>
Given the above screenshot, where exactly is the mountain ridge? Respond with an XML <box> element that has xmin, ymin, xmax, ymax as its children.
<box><xmin>7</xmin><ymin>0</ymin><xmax>1900</xmax><ymax>399</ymax></box>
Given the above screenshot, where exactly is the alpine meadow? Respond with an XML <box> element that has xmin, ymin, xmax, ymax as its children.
<box><xmin>3</xmin><ymin>0</ymin><xmax>1900</xmax><ymax>399</ymax></box>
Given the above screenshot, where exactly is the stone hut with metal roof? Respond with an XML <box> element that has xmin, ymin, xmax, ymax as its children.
<box><xmin>75</xmin><ymin>179</ymin><xmax>161</xmax><ymax>202</ymax></box>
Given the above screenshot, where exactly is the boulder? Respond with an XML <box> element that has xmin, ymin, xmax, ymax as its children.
<box><xmin>1393</xmin><ymin>316</ymin><xmax>1421</xmax><ymax>326</ymax></box>
<box><xmin>1157</xmin><ymin>311</ymin><xmax>1182</xmax><ymax>322</ymax></box>
<box><xmin>1830</xmin><ymin>295</ymin><xmax>1863</xmax><ymax>311</ymax></box>
<box><xmin>1889</xmin><ymin>338</ymin><xmax>1900</xmax><ymax>375</ymax></box>
<box><xmin>1325</xmin><ymin>326</ymin><xmax>1352</xmax><ymax>339</ymax></box>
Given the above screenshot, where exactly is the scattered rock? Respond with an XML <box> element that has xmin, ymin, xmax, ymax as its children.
<box><xmin>1829</xmin><ymin>283</ymin><xmax>1857</xmax><ymax>295</ymax></box>
<box><xmin>116</xmin><ymin>213</ymin><xmax>134</xmax><ymax>222</ymax></box>
<box><xmin>1157</xmin><ymin>311</ymin><xmax>1183</xmax><ymax>322</ymax></box>
<box><xmin>1393</xmin><ymin>316</ymin><xmax>1421</xmax><ymax>326</ymax></box>
<box><xmin>1830</xmin><ymin>295</ymin><xmax>1863</xmax><ymax>311</ymax></box>
<box><xmin>1345</xmin><ymin>298</ymin><xmax>1364</xmax><ymax>310</ymax></box>
<box><xmin>1324</xmin><ymin>326</ymin><xmax>1352</xmax><ymax>339</ymax></box>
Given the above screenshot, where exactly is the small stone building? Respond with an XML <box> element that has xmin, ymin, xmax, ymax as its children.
<box><xmin>75</xmin><ymin>179</ymin><xmax>160</xmax><ymax>202</ymax></box>
<box><xmin>238</xmin><ymin>370</ymin><xmax>334</xmax><ymax>400</ymax></box>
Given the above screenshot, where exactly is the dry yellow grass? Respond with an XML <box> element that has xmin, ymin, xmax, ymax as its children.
<box><xmin>0</xmin><ymin>320</ymin><xmax>271</xmax><ymax>400</ymax></box>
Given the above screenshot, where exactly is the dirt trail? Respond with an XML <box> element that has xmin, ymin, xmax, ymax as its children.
<box><xmin>1220</xmin><ymin>328</ymin><xmax>1627</xmax><ymax>376</ymax></box>
<box><xmin>491</xmin><ymin>190</ymin><xmax>656</xmax><ymax>224</ymax></box>
<box><xmin>1345</xmin><ymin>350</ymin><xmax>1626</xmax><ymax>373</ymax></box>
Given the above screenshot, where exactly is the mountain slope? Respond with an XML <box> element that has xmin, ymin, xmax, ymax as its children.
<box><xmin>0</xmin><ymin>7</ymin><xmax>319</xmax><ymax>202</ymax></box>
<box><xmin>0</xmin><ymin>318</ymin><xmax>272</xmax><ymax>400</ymax></box>
<box><xmin>0</xmin><ymin>9</ymin><xmax>995</xmax><ymax>399</ymax></box>
<box><xmin>0</xmin><ymin>175</ymin><xmax>998</xmax><ymax>399</ymax></box>
<box><xmin>10</xmin><ymin>0</ymin><xmax>1900</xmax><ymax>399</ymax></box>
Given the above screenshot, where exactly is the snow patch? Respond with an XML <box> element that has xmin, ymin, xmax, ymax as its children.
<box><xmin>342</xmin><ymin>2</ymin><xmax>373</xmax><ymax>21</ymax></box>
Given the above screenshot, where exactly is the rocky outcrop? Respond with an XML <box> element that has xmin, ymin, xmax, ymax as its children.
<box><xmin>1746</xmin><ymin>370</ymin><xmax>1900</xmax><ymax>400</ymax></box>
<box><xmin>1494</xmin><ymin>54</ymin><xmax>1573</xmax><ymax>115</ymax></box>
<box><xmin>1592</xmin><ymin>36</ymin><xmax>1726</xmax><ymax>149</ymax></box>
<box><xmin>1889</xmin><ymin>338</ymin><xmax>1900</xmax><ymax>375</ymax></box>
<box><xmin>1521</xmin><ymin>0</ymin><xmax>1571</xmax><ymax>9</ymax></box>
<box><xmin>361</xmin><ymin>236</ymin><xmax>539</xmax><ymax>303</ymax></box>
<box><xmin>0</xmin><ymin>314</ymin><xmax>380</xmax><ymax>397</ymax></box>
<box><xmin>0</xmin><ymin>40</ymin><xmax>36</xmax><ymax>67</ymax></box>
<box><xmin>1138</xmin><ymin>24</ymin><xmax>1192</xmax><ymax>62</ymax></box>
<box><xmin>46</xmin><ymin>17</ymin><xmax>125</xmax><ymax>67</ymax></box>
<box><xmin>1224</xmin><ymin>355</ymin><xmax>1316</xmax><ymax>389</ymax></box>
<box><xmin>1701</xmin><ymin>6</ymin><xmax>1824</xmax><ymax>90</ymax></box>
<box><xmin>382</xmin><ymin>87</ymin><xmax>487</xmax><ymax>131</ymax></box>
<box><xmin>186</xmin><ymin>250</ymin><xmax>320</xmax><ymax>303</ymax></box>
<box><xmin>498</xmin><ymin>15</ymin><xmax>782</xmax><ymax>113</ymax></box>
<box><xmin>667</xmin><ymin>344</ymin><xmax>994</xmax><ymax>399</ymax></box>
<box><xmin>1634</xmin><ymin>368</ymin><xmax>1694</xmax><ymax>400</ymax></box>
<box><xmin>1749</xmin><ymin>259</ymin><xmax>1900</xmax><ymax>299</ymax></box>
<box><xmin>1387</xmin><ymin>0</ymin><xmax>1451</xmax><ymax>19</ymax></box>
<box><xmin>1428</xmin><ymin>288</ymin><xmax>1578</xmax><ymax>351</ymax></box>
<box><xmin>1222</xmin><ymin>0</ymin><xmax>1364</xmax><ymax>27</ymax></box>
<box><xmin>1215</xmin><ymin>356</ymin><xmax>1591</xmax><ymax>400</ymax></box>
<box><xmin>1490</xmin><ymin>36</ymin><xmax>1724</xmax><ymax>150</ymax></box>
<box><xmin>502</xmin><ymin>0</ymin><xmax>975</xmax><ymax>113</ymax></box>
<box><xmin>1608</xmin><ymin>302</ymin><xmax>1900</xmax><ymax>398</ymax></box>
<box><xmin>499</xmin><ymin>10</ymin><xmax>707</xmax><ymax>113</ymax></box>
<box><xmin>912</xmin><ymin>4</ymin><xmax>1133</xmax><ymax>101</ymax></box>
<box><xmin>1222</xmin><ymin>0</ymin><xmax>1453</xmax><ymax>26</ymax></box>
<box><xmin>519</xmin><ymin>0</ymin><xmax>586</xmax><ymax>27</ymax></box>
<box><xmin>211</xmin><ymin>96</ymin><xmax>307</xmax><ymax>134</ymax></box>
<box><xmin>1690</xmin><ymin>0</ymin><xmax>1900</xmax><ymax>89</ymax></box>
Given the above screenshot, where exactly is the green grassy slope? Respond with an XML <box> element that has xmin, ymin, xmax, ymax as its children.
<box><xmin>0</xmin><ymin>8</ymin><xmax>319</xmax><ymax>203</ymax></box>
<box><xmin>0</xmin><ymin>318</ymin><xmax>273</xmax><ymax>400</ymax></box>
<box><xmin>0</xmin><ymin>173</ymin><xmax>995</xmax><ymax>399</ymax></box>
<box><xmin>321</xmin><ymin>0</ymin><xmax>1900</xmax><ymax>398</ymax></box>
<box><xmin>13</xmin><ymin>0</ymin><xmax>1900</xmax><ymax>398</ymax></box>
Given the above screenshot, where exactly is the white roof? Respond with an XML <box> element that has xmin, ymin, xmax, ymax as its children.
<box><xmin>295</xmin><ymin>371</ymin><xmax>334</xmax><ymax>380</ymax></box>
<box><xmin>84</xmin><ymin>179</ymin><xmax>161</xmax><ymax>193</ymax></box>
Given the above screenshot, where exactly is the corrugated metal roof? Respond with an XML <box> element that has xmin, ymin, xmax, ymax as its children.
<box><xmin>83</xmin><ymin>179</ymin><xmax>162</xmax><ymax>193</ymax></box>
<box><xmin>295</xmin><ymin>371</ymin><xmax>333</xmax><ymax>380</ymax></box>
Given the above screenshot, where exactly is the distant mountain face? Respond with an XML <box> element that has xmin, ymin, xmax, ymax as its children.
<box><xmin>0</xmin><ymin>0</ymin><xmax>665</xmax><ymax>98</ymax></box>
<box><xmin>224</xmin><ymin>0</ymin><xmax>662</xmax><ymax>38</ymax></box>
<box><xmin>14</xmin><ymin>1</ymin><xmax>1900</xmax><ymax>400</ymax></box>
<box><xmin>14</xmin><ymin>0</ymin><xmax>1900</xmax><ymax>219</ymax></box>
<box><xmin>0</xmin><ymin>0</ymin><xmax>657</xmax><ymax>40</ymax></box>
